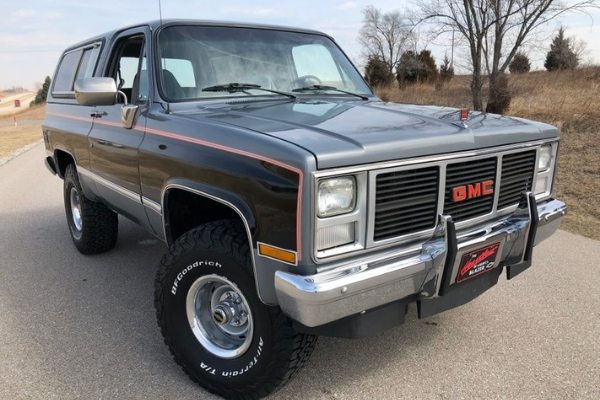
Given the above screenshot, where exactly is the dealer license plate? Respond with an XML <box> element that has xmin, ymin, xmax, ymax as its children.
<box><xmin>456</xmin><ymin>242</ymin><xmax>501</xmax><ymax>283</ymax></box>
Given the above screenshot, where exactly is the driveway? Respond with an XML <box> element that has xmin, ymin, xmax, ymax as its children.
<box><xmin>0</xmin><ymin>144</ymin><xmax>598</xmax><ymax>399</ymax></box>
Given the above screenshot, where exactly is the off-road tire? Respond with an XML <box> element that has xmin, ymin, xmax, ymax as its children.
<box><xmin>63</xmin><ymin>164</ymin><xmax>118</xmax><ymax>254</ymax></box>
<box><xmin>155</xmin><ymin>219</ymin><xmax>317</xmax><ymax>399</ymax></box>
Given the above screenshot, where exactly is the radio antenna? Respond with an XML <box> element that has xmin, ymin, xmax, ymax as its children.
<box><xmin>158</xmin><ymin>0</ymin><xmax>163</xmax><ymax>24</ymax></box>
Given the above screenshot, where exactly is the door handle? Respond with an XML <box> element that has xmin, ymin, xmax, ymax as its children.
<box><xmin>91</xmin><ymin>110</ymin><xmax>107</xmax><ymax>118</ymax></box>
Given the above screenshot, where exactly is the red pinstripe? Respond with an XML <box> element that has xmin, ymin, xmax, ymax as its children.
<box><xmin>47</xmin><ymin>111</ymin><xmax>304</xmax><ymax>260</ymax></box>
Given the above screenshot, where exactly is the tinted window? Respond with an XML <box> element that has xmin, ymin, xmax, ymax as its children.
<box><xmin>75</xmin><ymin>47</ymin><xmax>100</xmax><ymax>82</ymax></box>
<box><xmin>53</xmin><ymin>51</ymin><xmax>80</xmax><ymax>92</ymax></box>
<box><xmin>53</xmin><ymin>44</ymin><xmax>101</xmax><ymax>95</ymax></box>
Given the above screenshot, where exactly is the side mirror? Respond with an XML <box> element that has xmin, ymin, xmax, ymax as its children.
<box><xmin>74</xmin><ymin>77</ymin><xmax>117</xmax><ymax>106</ymax></box>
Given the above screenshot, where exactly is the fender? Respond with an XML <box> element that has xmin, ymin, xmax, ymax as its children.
<box><xmin>161</xmin><ymin>180</ymin><xmax>285</xmax><ymax>305</ymax></box>
<box><xmin>161</xmin><ymin>179</ymin><xmax>257</xmax><ymax>244</ymax></box>
<box><xmin>160</xmin><ymin>179</ymin><xmax>296</xmax><ymax>305</ymax></box>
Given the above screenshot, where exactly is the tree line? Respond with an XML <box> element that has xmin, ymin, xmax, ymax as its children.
<box><xmin>359</xmin><ymin>1</ymin><xmax>598</xmax><ymax>114</ymax></box>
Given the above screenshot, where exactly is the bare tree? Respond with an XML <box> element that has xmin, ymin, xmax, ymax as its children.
<box><xmin>358</xmin><ymin>6</ymin><xmax>414</xmax><ymax>77</ymax></box>
<box><xmin>415</xmin><ymin>0</ymin><xmax>599</xmax><ymax>112</ymax></box>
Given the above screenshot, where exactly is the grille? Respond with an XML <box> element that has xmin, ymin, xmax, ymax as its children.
<box><xmin>498</xmin><ymin>150</ymin><xmax>536</xmax><ymax>209</ymax></box>
<box><xmin>443</xmin><ymin>157</ymin><xmax>497</xmax><ymax>222</ymax></box>
<box><xmin>374</xmin><ymin>167</ymin><xmax>439</xmax><ymax>241</ymax></box>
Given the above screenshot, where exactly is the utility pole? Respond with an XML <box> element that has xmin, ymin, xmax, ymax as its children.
<box><xmin>451</xmin><ymin>29</ymin><xmax>455</xmax><ymax>67</ymax></box>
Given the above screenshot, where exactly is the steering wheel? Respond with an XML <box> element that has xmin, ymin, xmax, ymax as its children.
<box><xmin>292</xmin><ymin>75</ymin><xmax>322</xmax><ymax>88</ymax></box>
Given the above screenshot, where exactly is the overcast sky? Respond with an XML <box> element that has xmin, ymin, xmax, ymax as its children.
<box><xmin>1</xmin><ymin>0</ymin><xmax>598</xmax><ymax>90</ymax></box>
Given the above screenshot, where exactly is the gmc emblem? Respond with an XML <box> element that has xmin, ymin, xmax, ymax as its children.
<box><xmin>453</xmin><ymin>180</ymin><xmax>494</xmax><ymax>202</ymax></box>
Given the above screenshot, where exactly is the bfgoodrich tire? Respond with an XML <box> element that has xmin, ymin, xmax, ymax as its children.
<box><xmin>63</xmin><ymin>164</ymin><xmax>118</xmax><ymax>254</ymax></box>
<box><xmin>155</xmin><ymin>220</ymin><xmax>317</xmax><ymax>399</ymax></box>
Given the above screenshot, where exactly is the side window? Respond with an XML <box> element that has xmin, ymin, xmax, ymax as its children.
<box><xmin>108</xmin><ymin>35</ymin><xmax>145</xmax><ymax>104</ymax></box>
<box><xmin>75</xmin><ymin>46</ymin><xmax>101</xmax><ymax>82</ymax></box>
<box><xmin>52</xmin><ymin>51</ymin><xmax>81</xmax><ymax>93</ymax></box>
<box><xmin>52</xmin><ymin>43</ymin><xmax>102</xmax><ymax>95</ymax></box>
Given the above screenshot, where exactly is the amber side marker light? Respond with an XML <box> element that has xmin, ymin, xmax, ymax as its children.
<box><xmin>258</xmin><ymin>243</ymin><xmax>297</xmax><ymax>265</ymax></box>
<box><xmin>460</xmin><ymin>109</ymin><xmax>469</xmax><ymax>121</ymax></box>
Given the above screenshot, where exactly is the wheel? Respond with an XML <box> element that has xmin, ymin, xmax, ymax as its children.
<box><xmin>63</xmin><ymin>164</ymin><xmax>118</xmax><ymax>254</ymax></box>
<box><xmin>292</xmin><ymin>74</ymin><xmax>322</xmax><ymax>88</ymax></box>
<box><xmin>155</xmin><ymin>220</ymin><xmax>317</xmax><ymax>399</ymax></box>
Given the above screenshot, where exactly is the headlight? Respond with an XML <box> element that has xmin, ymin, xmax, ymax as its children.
<box><xmin>538</xmin><ymin>145</ymin><xmax>552</xmax><ymax>171</ymax></box>
<box><xmin>317</xmin><ymin>177</ymin><xmax>356</xmax><ymax>217</ymax></box>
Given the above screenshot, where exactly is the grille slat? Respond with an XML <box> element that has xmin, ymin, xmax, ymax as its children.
<box><xmin>377</xmin><ymin>187</ymin><xmax>441</xmax><ymax>202</ymax></box>
<box><xmin>498</xmin><ymin>150</ymin><xmax>536</xmax><ymax>209</ymax></box>
<box><xmin>374</xmin><ymin>166</ymin><xmax>439</xmax><ymax>241</ymax></box>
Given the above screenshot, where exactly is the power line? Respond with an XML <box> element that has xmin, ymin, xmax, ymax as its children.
<box><xmin>0</xmin><ymin>50</ymin><xmax>62</xmax><ymax>54</ymax></box>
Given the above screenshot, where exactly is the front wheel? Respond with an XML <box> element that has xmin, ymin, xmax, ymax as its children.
<box><xmin>155</xmin><ymin>220</ymin><xmax>317</xmax><ymax>399</ymax></box>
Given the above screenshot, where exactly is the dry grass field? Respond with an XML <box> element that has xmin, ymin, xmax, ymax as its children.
<box><xmin>0</xmin><ymin>105</ymin><xmax>45</xmax><ymax>159</ymax></box>
<box><xmin>375</xmin><ymin>66</ymin><xmax>600</xmax><ymax>240</ymax></box>
<box><xmin>1</xmin><ymin>68</ymin><xmax>598</xmax><ymax>240</ymax></box>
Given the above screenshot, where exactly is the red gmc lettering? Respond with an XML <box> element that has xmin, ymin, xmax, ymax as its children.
<box><xmin>453</xmin><ymin>180</ymin><xmax>494</xmax><ymax>202</ymax></box>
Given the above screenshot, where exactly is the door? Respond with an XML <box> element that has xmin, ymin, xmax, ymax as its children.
<box><xmin>87</xmin><ymin>27</ymin><xmax>153</xmax><ymax>229</ymax></box>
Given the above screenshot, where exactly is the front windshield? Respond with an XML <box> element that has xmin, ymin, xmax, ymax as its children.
<box><xmin>156</xmin><ymin>25</ymin><xmax>372</xmax><ymax>101</ymax></box>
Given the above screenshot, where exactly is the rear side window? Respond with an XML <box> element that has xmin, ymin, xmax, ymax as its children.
<box><xmin>52</xmin><ymin>51</ymin><xmax>81</xmax><ymax>93</ymax></box>
<box><xmin>52</xmin><ymin>43</ymin><xmax>102</xmax><ymax>96</ymax></box>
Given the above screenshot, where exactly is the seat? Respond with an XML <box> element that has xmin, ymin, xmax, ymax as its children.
<box><xmin>131</xmin><ymin>72</ymin><xmax>149</xmax><ymax>103</ymax></box>
<box><xmin>162</xmin><ymin>69</ymin><xmax>185</xmax><ymax>100</ymax></box>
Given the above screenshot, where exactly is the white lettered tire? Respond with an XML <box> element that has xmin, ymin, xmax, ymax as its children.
<box><xmin>154</xmin><ymin>220</ymin><xmax>317</xmax><ymax>399</ymax></box>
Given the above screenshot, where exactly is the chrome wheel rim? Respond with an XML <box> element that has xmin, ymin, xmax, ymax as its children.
<box><xmin>70</xmin><ymin>187</ymin><xmax>83</xmax><ymax>233</ymax></box>
<box><xmin>186</xmin><ymin>274</ymin><xmax>253</xmax><ymax>359</ymax></box>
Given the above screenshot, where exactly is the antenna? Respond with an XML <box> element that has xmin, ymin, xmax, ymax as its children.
<box><xmin>158</xmin><ymin>0</ymin><xmax>163</xmax><ymax>24</ymax></box>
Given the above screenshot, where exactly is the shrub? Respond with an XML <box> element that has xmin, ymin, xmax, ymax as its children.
<box><xmin>486</xmin><ymin>73</ymin><xmax>511</xmax><ymax>114</ymax></box>
<box><xmin>364</xmin><ymin>55</ymin><xmax>393</xmax><ymax>87</ymax></box>
<box><xmin>509</xmin><ymin>52</ymin><xmax>531</xmax><ymax>74</ymax></box>
<box><xmin>439</xmin><ymin>55</ymin><xmax>454</xmax><ymax>82</ymax></box>
<box><xmin>396</xmin><ymin>50</ymin><xmax>439</xmax><ymax>86</ymax></box>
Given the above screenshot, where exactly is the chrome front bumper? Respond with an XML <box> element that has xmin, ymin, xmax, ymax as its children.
<box><xmin>275</xmin><ymin>194</ymin><xmax>567</xmax><ymax>327</ymax></box>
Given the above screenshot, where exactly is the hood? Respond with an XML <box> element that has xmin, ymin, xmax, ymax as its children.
<box><xmin>172</xmin><ymin>98</ymin><xmax>558</xmax><ymax>169</ymax></box>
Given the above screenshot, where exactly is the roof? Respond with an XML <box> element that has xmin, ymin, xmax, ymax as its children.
<box><xmin>62</xmin><ymin>19</ymin><xmax>332</xmax><ymax>53</ymax></box>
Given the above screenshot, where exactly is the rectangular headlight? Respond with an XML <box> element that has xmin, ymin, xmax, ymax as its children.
<box><xmin>318</xmin><ymin>177</ymin><xmax>356</xmax><ymax>217</ymax></box>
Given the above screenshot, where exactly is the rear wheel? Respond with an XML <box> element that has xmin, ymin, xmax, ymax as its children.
<box><xmin>63</xmin><ymin>164</ymin><xmax>118</xmax><ymax>254</ymax></box>
<box><xmin>155</xmin><ymin>220</ymin><xmax>317</xmax><ymax>399</ymax></box>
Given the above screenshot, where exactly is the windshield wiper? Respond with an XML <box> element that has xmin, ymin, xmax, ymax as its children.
<box><xmin>202</xmin><ymin>83</ymin><xmax>296</xmax><ymax>100</ymax></box>
<box><xmin>291</xmin><ymin>85</ymin><xmax>369</xmax><ymax>100</ymax></box>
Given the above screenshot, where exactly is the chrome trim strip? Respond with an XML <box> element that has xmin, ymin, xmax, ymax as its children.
<box><xmin>161</xmin><ymin>184</ymin><xmax>264</xmax><ymax>303</ymax></box>
<box><xmin>142</xmin><ymin>196</ymin><xmax>162</xmax><ymax>214</ymax></box>
<box><xmin>78</xmin><ymin>167</ymin><xmax>142</xmax><ymax>204</ymax></box>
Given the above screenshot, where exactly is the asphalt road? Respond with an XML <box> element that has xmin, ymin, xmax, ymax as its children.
<box><xmin>0</xmin><ymin>92</ymin><xmax>35</xmax><ymax>116</ymax></box>
<box><xmin>1</xmin><ymin>144</ymin><xmax>598</xmax><ymax>400</ymax></box>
